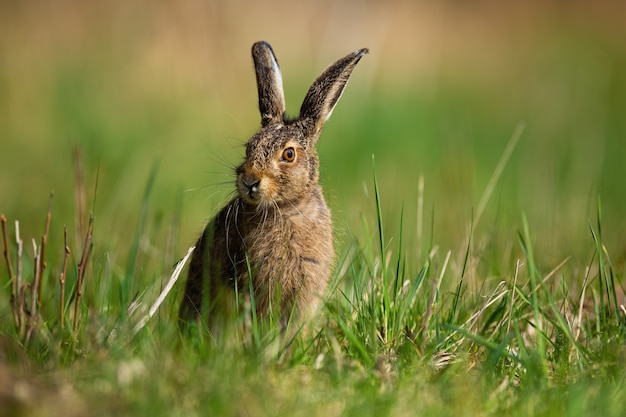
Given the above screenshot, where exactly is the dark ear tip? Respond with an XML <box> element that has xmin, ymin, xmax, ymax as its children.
<box><xmin>252</xmin><ymin>41</ymin><xmax>274</xmax><ymax>55</ymax></box>
<box><xmin>354</xmin><ymin>48</ymin><xmax>369</xmax><ymax>58</ymax></box>
<box><xmin>347</xmin><ymin>48</ymin><xmax>369</xmax><ymax>66</ymax></box>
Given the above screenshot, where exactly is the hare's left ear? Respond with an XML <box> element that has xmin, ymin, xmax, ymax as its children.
<box><xmin>252</xmin><ymin>41</ymin><xmax>286</xmax><ymax>127</ymax></box>
<box><xmin>299</xmin><ymin>48</ymin><xmax>369</xmax><ymax>137</ymax></box>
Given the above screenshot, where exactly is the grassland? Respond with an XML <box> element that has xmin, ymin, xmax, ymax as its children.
<box><xmin>1</xmin><ymin>2</ymin><xmax>626</xmax><ymax>416</ymax></box>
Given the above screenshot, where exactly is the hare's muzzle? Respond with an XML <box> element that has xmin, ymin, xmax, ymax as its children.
<box><xmin>238</xmin><ymin>172</ymin><xmax>264</xmax><ymax>203</ymax></box>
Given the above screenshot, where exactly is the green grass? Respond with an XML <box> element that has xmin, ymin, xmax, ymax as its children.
<box><xmin>2</xmin><ymin>3</ymin><xmax>626</xmax><ymax>415</ymax></box>
<box><xmin>1</xmin><ymin>152</ymin><xmax>625</xmax><ymax>415</ymax></box>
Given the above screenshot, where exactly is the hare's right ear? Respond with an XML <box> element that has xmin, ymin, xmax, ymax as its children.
<box><xmin>299</xmin><ymin>48</ymin><xmax>368</xmax><ymax>137</ymax></box>
<box><xmin>252</xmin><ymin>41</ymin><xmax>286</xmax><ymax>127</ymax></box>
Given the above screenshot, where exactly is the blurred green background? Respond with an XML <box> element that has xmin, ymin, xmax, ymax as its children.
<box><xmin>1</xmin><ymin>0</ymin><xmax>625</xmax><ymax>273</ymax></box>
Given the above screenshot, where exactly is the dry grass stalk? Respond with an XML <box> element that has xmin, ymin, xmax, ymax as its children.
<box><xmin>36</xmin><ymin>192</ymin><xmax>54</xmax><ymax>307</ymax></box>
<box><xmin>446</xmin><ymin>281</ymin><xmax>509</xmax><ymax>348</ymax></box>
<box><xmin>24</xmin><ymin>239</ymin><xmax>40</xmax><ymax>344</ymax></box>
<box><xmin>133</xmin><ymin>245</ymin><xmax>195</xmax><ymax>335</ymax></box>
<box><xmin>1</xmin><ymin>214</ymin><xmax>17</xmax><ymax>325</ymax></box>
<box><xmin>15</xmin><ymin>221</ymin><xmax>25</xmax><ymax>338</ymax></box>
<box><xmin>1</xmin><ymin>216</ymin><xmax>28</xmax><ymax>341</ymax></box>
<box><xmin>59</xmin><ymin>225</ymin><xmax>71</xmax><ymax>328</ymax></box>
<box><xmin>507</xmin><ymin>259</ymin><xmax>523</xmax><ymax>334</ymax></box>
<box><xmin>73</xmin><ymin>214</ymin><xmax>93</xmax><ymax>335</ymax></box>
<box><xmin>1</xmin><ymin>215</ymin><xmax>16</xmax><ymax>295</ymax></box>
<box><xmin>574</xmin><ymin>265</ymin><xmax>593</xmax><ymax>342</ymax></box>
<box><xmin>73</xmin><ymin>147</ymin><xmax>86</xmax><ymax>242</ymax></box>
<box><xmin>30</xmin><ymin>238</ymin><xmax>39</xmax><ymax>316</ymax></box>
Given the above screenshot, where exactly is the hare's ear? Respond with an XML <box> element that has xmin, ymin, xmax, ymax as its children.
<box><xmin>252</xmin><ymin>41</ymin><xmax>286</xmax><ymax>127</ymax></box>
<box><xmin>299</xmin><ymin>48</ymin><xmax>368</xmax><ymax>136</ymax></box>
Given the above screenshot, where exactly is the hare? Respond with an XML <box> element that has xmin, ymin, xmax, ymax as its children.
<box><xmin>179</xmin><ymin>41</ymin><xmax>368</xmax><ymax>333</ymax></box>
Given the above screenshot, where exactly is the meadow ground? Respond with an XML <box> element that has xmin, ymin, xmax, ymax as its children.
<box><xmin>1</xmin><ymin>1</ymin><xmax>625</xmax><ymax>416</ymax></box>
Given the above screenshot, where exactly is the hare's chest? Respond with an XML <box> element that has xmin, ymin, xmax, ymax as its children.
<box><xmin>243</xmin><ymin>217</ymin><xmax>304</xmax><ymax>263</ymax></box>
<box><xmin>242</xmin><ymin>208</ymin><xmax>330</xmax><ymax>269</ymax></box>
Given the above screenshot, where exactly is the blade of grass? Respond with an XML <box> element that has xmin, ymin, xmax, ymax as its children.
<box><xmin>517</xmin><ymin>213</ymin><xmax>548</xmax><ymax>381</ymax></box>
<box><xmin>594</xmin><ymin>196</ymin><xmax>619</xmax><ymax>322</ymax></box>
<box><xmin>423</xmin><ymin>250</ymin><xmax>451</xmax><ymax>344</ymax></box>
<box><xmin>474</xmin><ymin>122</ymin><xmax>524</xmax><ymax>228</ymax></box>
<box><xmin>443</xmin><ymin>323</ymin><xmax>526</xmax><ymax>367</ymax></box>
<box><xmin>395</xmin><ymin>264</ymin><xmax>428</xmax><ymax>336</ymax></box>
<box><xmin>453</xmin><ymin>211</ymin><xmax>473</xmax><ymax>323</ymax></box>
<box><xmin>122</xmin><ymin>162</ymin><xmax>159</xmax><ymax>305</ymax></box>
<box><xmin>133</xmin><ymin>245</ymin><xmax>195</xmax><ymax>335</ymax></box>
<box><xmin>394</xmin><ymin>205</ymin><xmax>405</xmax><ymax>304</ymax></box>
<box><xmin>574</xmin><ymin>256</ymin><xmax>594</xmax><ymax>342</ymax></box>
<box><xmin>245</xmin><ymin>252</ymin><xmax>261</xmax><ymax>348</ymax></box>
<box><xmin>372</xmin><ymin>155</ymin><xmax>390</xmax><ymax>346</ymax></box>
<box><xmin>416</xmin><ymin>175</ymin><xmax>424</xmax><ymax>263</ymax></box>
<box><xmin>506</xmin><ymin>259</ymin><xmax>523</xmax><ymax>334</ymax></box>
<box><xmin>335</xmin><ymin>315</ymin><xmax>372</xmax><ymax>368</ymax></box>
<box><xmin>444</xmin><ymin>281</ymin><xmax>508</xmax><ymax>347</ymax></box>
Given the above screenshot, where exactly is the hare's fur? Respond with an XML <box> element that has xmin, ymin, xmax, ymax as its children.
<box><xmin>180</xmin><ymin>41</ymin><xmax>367</xmax><ymax>331</ymax></box>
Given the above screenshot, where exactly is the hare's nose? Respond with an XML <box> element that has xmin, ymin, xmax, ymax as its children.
<box><xmin>246</xmin><ymin>180</ymin><xmax>260</xmax><ymax>194</ymax></box>
<box><xmin>242</xmin><ymin>177</ymin><xmax>261</xmax><ymax>196</ymax></box>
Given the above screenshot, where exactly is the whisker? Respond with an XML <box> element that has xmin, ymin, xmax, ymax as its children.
<box><xmin>272</xmin><ymin>199</ymin><xmax>286</xmax><ymax>241</ymax></box>
<box><xmin>183</xmin><ymin>180</ymin><xmax>234</xmax><ymax>193</ymax></box>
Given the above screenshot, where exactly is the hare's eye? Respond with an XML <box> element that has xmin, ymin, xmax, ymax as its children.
<box><xmin>281</xmin><ymin>147</ymin><xmax>296</xmax><ymax>163</ymax></box>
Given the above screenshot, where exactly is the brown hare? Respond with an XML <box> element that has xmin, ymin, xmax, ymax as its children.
<box><xmin>179</xmin><ymin>41</ymin><xmax>368</xmax><ymax>334</ymax></box>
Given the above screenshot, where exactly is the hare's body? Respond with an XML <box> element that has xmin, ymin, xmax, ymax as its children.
<box><xmin>180</xmin><ymin>41</ymin><xmax>367</xmax><ymax>330</ymax></box>
<box><xmin>181</xmin><ymin>186</ymin><xmax>332</xmax><ymax>324</ymax></box>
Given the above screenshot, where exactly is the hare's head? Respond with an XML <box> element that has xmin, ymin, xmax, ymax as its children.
<box><xmin>236</xmin><ymin>41</ymin><xmax>368</xmax><ymax>207</ymax></box>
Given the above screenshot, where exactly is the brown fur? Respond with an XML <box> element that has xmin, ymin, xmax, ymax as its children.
<box><xmin>179</xmin><ymin>41</ymin><xmax>368</xmax><ymax>331</ymax></box>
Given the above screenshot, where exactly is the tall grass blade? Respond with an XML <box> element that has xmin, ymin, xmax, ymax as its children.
<box><xmin>594</xmin><ymin>196</ymin><xmax>619</xmax><ymax>323</ymax></box>
<box><xmin>395</xmin><ymin>265</ymin><xmax>427</xmax><ymax>334</ymax></box>
<box><xmin>133</xmin><ymin>245</ymin><xmax>195</xmax><ymax>335</ymax></box>
<box><xmin>372</xmin><ymin>155</ymin><xmax>390</xmax><ymax>346</ymax></box>
<box><xmin>394</xmin><ymin>205</ymin><xmax>404</xmax><ymax>302</ymax></box>
<box><xmin>517</xmin><ymin>213</ymin><xmax>548</xmax><ymax>381</ymax></box>
<box><xmin>416</xmin><ymin>175</ymin><xmax>424</xmax><ymax>263</ymax></box>
<box><xmin>124</xmin><ymin>161</ymin><xmax>159</xmax><ymax>304</ymax></box>
<box><xmin>474</xmin><ymin>122</ymin><xmax>524</xmax><ymax>228</ymax></box>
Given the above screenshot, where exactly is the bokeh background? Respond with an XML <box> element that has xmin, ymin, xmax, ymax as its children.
<box><xmin>1</xmin><ymin>0</ymin><xmax>625</xmax><ymax>272</ymax></box>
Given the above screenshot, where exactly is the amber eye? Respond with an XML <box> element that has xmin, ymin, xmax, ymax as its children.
<box><xmin>282</xmin><ymin>147</ymin><xmax>296</xmax><ymax>162</ymax></box>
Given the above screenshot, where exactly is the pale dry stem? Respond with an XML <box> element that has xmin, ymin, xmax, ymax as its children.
<box><xmin>36</xmin><ymin>191</ymin><xmax>54</xmax><ymax>308</ymax></box>
<box><xmin>59</xmin><ymin>225</ymin><xmax>71</xmax><ymax>328</ymax></box>
<box><xmin>1</xmin><ymin>214</ymin><xmax>18</xmax><ymax>326</ymax></box>
<box><xmin>73</xmin><ymin>214</ymin><xmax>93</xmax><ymax>335</ymax></box>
